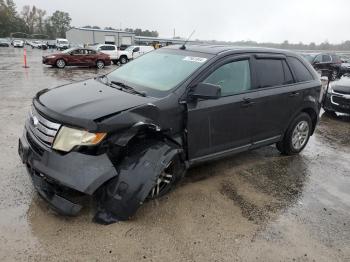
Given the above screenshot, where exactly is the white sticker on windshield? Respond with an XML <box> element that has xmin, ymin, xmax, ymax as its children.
<box><xmin>183</xmin><ymin>56</ymin><xmax>207</xmax><ymax>63</ymax></box>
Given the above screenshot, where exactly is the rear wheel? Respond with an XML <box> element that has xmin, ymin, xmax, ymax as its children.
<box><xmin>96</xmin><ymin>60</ymin><xmax>105</xmax><ymax>69</ymax></box>
<box><xmin>276</xmin><ymin>113</ymin><xmax>312</xmax><ymax>155</ymax></box>
<box><xmin>56</xmin><ymin>59</ymin><xmax>66</xmax><ymax>69</ymax></box>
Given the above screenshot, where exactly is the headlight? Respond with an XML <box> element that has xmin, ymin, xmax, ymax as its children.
<box><xmin>53</xmin><ymin>126</ymin><xmax>106</xmax><ymax>152</ymax></box>
<box><xmin>46</xmin><ymin>55</ymin><xmax>56</xmax><ymax>59</ymax></box>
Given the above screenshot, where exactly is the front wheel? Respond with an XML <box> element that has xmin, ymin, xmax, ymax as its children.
<box><xmin>276</xmin><ymin>113</ymin><xmax>312</xmax><ymax>155</ymax></box>
<box><xmin>119</xmin><ymin>56</ymin><xmax>128</xmax><ymax>64</ymax></box>
<box><xmin>56</xmin><ymin>59</ymin><xmax>66</xmax><ymax>69</ymax></box>
<box><xmin>96</xmin><ymin>60</ymin><xmax>105</xmax><ymax>69</ymax></box>
<box><xmin>146</xmin><ymin>155</ymin><xmax>184</xmax><ymax>200</ymax></box>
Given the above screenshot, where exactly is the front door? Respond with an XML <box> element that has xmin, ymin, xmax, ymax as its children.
<box><xmin>187</xmin><ymin>55</ymin><xmax>256</xmax><ymax>162</ymax></box>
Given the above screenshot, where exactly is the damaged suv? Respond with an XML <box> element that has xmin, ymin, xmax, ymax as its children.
<box><xmin>18</xmin><ymin>45</ymin><xmax>321</xmax><ymax>224</ymax></box>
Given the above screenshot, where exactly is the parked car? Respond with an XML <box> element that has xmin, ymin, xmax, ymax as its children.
<box><xmin>309</xmin><ymin>53</ymin><xmax>342</xmax><ymax>80</ymax></box>
<box><xmin>56</xmin><ymin>38</ymin><xmax>69</xmax><ymax>50</ymax></box>
<box><xmin>13</xmin><ymin>39</ymin><xmax>24</xmax><ymax>48</ymax></box>
<box><xmin>340</xmin><ymin>62</ymin><xmax>350</xmax><ymax>76</ymax></box>
<box><xmin>0</xmin><ymin>39</ymin><xmax>10</xmax><ymax>47</ymax></box>
<box><xmin>323</xmin><ymin>76</ymin><xmax>350</xmax><ymax>115</ymax></box>
<box><xmin>124</xmin><ymin>45</ymin><xmax>154</xmax><ymax>60</ymax></box>
<box><xmin>19</xmin><ymin>45</ymin><xmax>321</xmax><ymax>224</ymax></box>
<box><xmin>42</xmin><ymin>47</ymin><xmax>111</xmax><ymax>69</ymax></box>
<box><xmin>93</xmin><ymin>44</ymin><xmax>129</xmax><ymax>64</ymax></box>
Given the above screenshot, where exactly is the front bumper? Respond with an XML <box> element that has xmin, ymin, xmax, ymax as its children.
<box><xmin>42</xmin><ymin>57</ymin><xmax>55</xmax><ymax>65</ymax></box>
<box><xmin>323</xmin><ymin>93</ymin><xmax>350</xmax><ymax>114</ymax></box>
<box><xmin>18</xmin><ymin>129</ymin><xmax>118</xmax><ymax>215</ymax></box>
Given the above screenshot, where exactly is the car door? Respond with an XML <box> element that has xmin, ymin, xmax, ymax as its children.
<box><xmin>68</xmin><ymin>49</ymin><xmax>85</xmax><ymax>66</ymax></box>
<box><xmin>187</xmin><ymin>55</ymin><xmax>257</xmax><ymax>162</ymax></box>
<box><xmin>245</xmin><ymin>55</ymin><xmax>302</xmax><ymax>147</ymax></box>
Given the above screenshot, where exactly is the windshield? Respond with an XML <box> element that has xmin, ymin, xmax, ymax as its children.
<box><xmin>108</xmin><ymin>49</ymin><xmax>212</xmax><ymax>97</ymax></box>
<box><xmin>58</xmin><ymin>40</ymin><xmax>68</xmax><ymax>44</ymax></box>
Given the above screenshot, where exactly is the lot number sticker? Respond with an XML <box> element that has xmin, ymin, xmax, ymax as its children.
<box><xmin>183</xmin><ymin>56</ymin><xmax>207</xmax><ymax>63</ymax></box>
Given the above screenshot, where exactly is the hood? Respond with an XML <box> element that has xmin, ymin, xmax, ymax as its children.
<box><xmin>332</xmin><ymin>77</ymin><xmax>350</xmax><ymax>94</ymax></box>
<box><xmin>35</xmin><ymin>79</ymin><xmax>156</xmax><ymax>129</ymax></box>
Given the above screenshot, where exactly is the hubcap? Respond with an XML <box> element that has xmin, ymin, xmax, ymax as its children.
<box><xmin>148</xmin><ymin>163</ymin><xmax>174</xmax><ymax>199</ymax></box>
<box><xmin>291</xmin><ymin>120</ymin><xmax>309</xmax><ymax>150</ymax></box>
<box><xmin>97</xmin><ymin>61</ymin><xmax>104</xmax><ymax>68</ymax></box>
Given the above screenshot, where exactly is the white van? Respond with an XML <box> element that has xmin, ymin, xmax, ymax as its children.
<box><xmin>56</xmin><ymin>38</ymin><xmax>69</xmax><ymax>50</ymax></box>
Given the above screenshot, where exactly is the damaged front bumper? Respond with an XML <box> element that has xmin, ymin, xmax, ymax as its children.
<box><xmin>18</xmin><ymin>130</ymin><xmax>118</xmax><ymax>216</ymax></box>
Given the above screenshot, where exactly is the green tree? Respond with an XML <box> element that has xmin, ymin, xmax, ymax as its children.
<box><xmin>49</xmin><ymin>10</ymin><xmax>71</xmax><ymax>38</ymax></box>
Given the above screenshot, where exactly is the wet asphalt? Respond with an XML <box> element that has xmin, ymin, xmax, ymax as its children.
<box><xmin>0</xmin><ymin>47</ymin><xmax>349</xmax><ymax>262</ymax></box>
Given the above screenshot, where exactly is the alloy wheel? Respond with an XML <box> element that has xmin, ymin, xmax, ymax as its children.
<box><xmin>147</xmin><ymin>162</ymin><xmax>175</xmax><ymax>199</ymax></box>
<box><xmin>291</xmin><ymin>120</ymin><xmax>309</xmax><ymax>150</ymax></box>
<box><xmin>96</xmin><ymin>61</ymin><xmax>104</xmax><ymax>69</ymax></box>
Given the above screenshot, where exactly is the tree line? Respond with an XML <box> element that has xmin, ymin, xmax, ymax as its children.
<box><xmin>0</xmin><ymin>0</ymin><xmax>71</xmax><ymax>39</ymax></box>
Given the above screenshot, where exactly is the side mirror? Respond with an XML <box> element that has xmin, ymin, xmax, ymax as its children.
<box><xmin>190</xmin><ymin>82</ymin><xmax>221</xmax><ymax>100</ymax></box>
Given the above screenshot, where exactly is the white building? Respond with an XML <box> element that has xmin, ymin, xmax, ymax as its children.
<box><xmin>66</xmin><ymin>27</ymin><xmax>135</xmax><ymax>47</ymax></box>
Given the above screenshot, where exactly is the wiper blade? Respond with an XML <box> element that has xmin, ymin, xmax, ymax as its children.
<box><xmin>110</xmin><ymin>81</ymin><xmax>147</xmax><ymax>97</ymax></box>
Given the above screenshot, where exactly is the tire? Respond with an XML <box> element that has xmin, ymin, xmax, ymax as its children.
<box><xmin>119</xmin><ymin>56</ymin><xmax>128</xmax><ymax>64</ymax></box>
<box><xmin>56</xmin><ymin>59</ymin><xmax>66</xmax><ymax>69</ymax></box>
<box><xmin>96</xmin><ymin>60</ymin><xmax>105</xmax><ymax>69</ymax></box>
<box><xmin>146</xmin><ymin>154</ymin><xmax>184</xmax><ymax>200</ymax></box>
<box><xmin>276</xmin><ymin>113</ymin><xmax>312</xmax><ymax>155</ymax></box>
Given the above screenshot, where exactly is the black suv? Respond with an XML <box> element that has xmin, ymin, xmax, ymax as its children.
<box><xmin>309</xmin><ymin>53</ymin><xmax>342</xmax><ymax>80</ymax></box>
<box><xmin>18</xmin><ymin>45</ymin><xmax>321</xmax><ymax>224</ymax></box>
<box><xmin>323</xmin><ymin>77</ymin><xmax>350</xmax><ymax>114</ymax></box>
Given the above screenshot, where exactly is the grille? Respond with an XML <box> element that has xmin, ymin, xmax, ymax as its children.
<box><xmin>332</xmin><ymin>96</ymin><xmax>350</xmax><ymax>106</ymax></box>
<box><xmin>28</xmin><ymin>106</ymin><xmax>61</xmax><ymax>147</ymax></box>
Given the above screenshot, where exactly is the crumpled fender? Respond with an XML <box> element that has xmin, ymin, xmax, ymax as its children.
<box><xmin>93</xmin><ymin>140</ymin><xmax>182</xmax><ymax>224</ymax></box>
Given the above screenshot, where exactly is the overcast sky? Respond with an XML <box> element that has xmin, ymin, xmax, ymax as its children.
<box><xmin>14</xmin><ymin>0</ymin><xmax>350</xmax><ymax>44</ymax></box>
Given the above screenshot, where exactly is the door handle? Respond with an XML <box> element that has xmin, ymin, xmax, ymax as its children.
<box><xmin>289</xmin><ymin>92</ymin><xmax>300</xmax><ymax>97</ymax></box>
<box><xmin>241</xmin><ymin>98</ymin><xmax>255</xmax><ymax>107</ymax></box>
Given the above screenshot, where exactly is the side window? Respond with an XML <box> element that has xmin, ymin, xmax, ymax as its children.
<box><xmin>100</xmin><ymin>46</ymin><xmax>107</xmax><ymax>51</ymax></box>
<box><xmin>322</xmin><ymin>55</ymin><xmax>331</xmax><ymax>62</ymax></box>
<box><xmin>287</xmin><ymin>57</ymin><xmax>314</xmax><ymax>82</ymax></box>
<box><xmin>87</xmin><ymin>50</ymin><xmax>96</xmax><ymax>55</ymax></box>
<box><xmin>133</xmin><ymin>47</ymin><xmax>140</xmax><ymax>52</ymax></box>
<box><xmin>203</xmin><ymin>60</ymin><xmax>251</xmax><ymax>96</ymax></box>
<box><xmin>255</xmin><ymin>59</ymin><xmax>285</xmax><ymax>88</ymax></box>
<box><xmin>110</xmin><ymin>46</ymin><xmax>115</xmax><ymax>51</ymax></box>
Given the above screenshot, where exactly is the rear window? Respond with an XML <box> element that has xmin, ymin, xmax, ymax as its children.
<box><xmin>255</xmin><ymin>59</ymin><xmax>289</xmax><ymax>88</ymax></box>
<box><xmin>287</xmin><ymin>57</ymin><xmax>314</xmax><ymax>82</ymax></box>
<box><xmin>100</xmin><ymin>46</ymin><xmax>115</xmax><ymax>51</ymax></box>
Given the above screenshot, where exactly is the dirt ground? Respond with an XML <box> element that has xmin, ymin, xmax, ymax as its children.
<box><xmin>0</xmin><ymin>47</ymin><xmax>349</xmax><ymax>262</ymax></box>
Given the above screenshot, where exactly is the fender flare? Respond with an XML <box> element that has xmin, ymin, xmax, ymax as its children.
<box><xmin>93</xmin><ymin>139</ymin><xmax>184</xmax><ymax>224</ymax></box>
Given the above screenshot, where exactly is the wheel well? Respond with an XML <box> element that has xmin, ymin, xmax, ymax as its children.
<box><xmin>119</xmin><ymin>55</ymin><xmax>127</xmax><ymax>59</ymax></box>
<box><xmin>301</xmin><ymin>108</ymin><xmax>318</xmax><ymax>134</ymax></box>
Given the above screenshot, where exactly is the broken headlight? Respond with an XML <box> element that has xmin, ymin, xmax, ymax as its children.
<box><xmin>53</xmin><ymin>126</ymin><xmax>106</xmax><ymax>152</ymax></box>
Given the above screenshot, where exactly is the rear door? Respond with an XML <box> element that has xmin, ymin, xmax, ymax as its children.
<box><xmin>248</xmin><ymin>54</ymin><xmax>301</xmax><ymax>146</ymax></box>
<box><xmin>187</xmin><ymin>55</ymin><xmax>257</xmax><ymax>161</ymax></box>
<box><xmin>84</xmin><ymin>49</ymin><xmax>97</xmax><ymax>65</ymax></box>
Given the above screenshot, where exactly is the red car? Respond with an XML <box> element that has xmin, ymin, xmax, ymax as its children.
<box><xmin>42</xmin><ymin>48</ymin><xmax>111</xmax><ymax>69</ymax></box>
